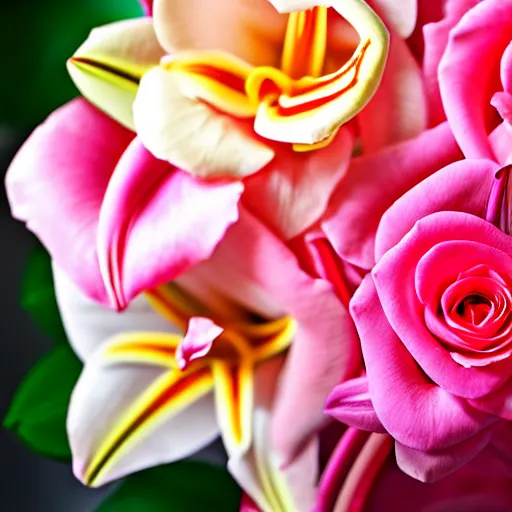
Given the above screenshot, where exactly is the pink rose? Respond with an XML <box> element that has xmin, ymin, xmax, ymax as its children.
<box><xmin>327</xmin><ymin>158</ymin><xmax>512</xmax><ymax>482</ymax></box>
<box><xmin>438</xmin><ymin>0</ymin><xmax>512</xmax><ymax>164</ymax></box>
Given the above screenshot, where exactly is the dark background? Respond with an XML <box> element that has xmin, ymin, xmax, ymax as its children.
<box><xmin>1</xmin><ymin>1</ymin><xmax>143</xmax><ymax>509</ymax></box>
<box><xmin>0</xmin><ymin>135</ymin><xmax>109</xmax><ymax>510</ymax></box>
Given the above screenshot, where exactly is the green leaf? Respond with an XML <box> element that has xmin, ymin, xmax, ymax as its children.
<box><xmin>95</xmin><ymin>460</ymin><xmax>241</xmax><ymax>512</ymax></box>
<box><xmin>4</xmin><ymin>345</ymin><xmax>82</xmax><ymax>459</ymax></box>
<box><xmin>21</xmin><ymin>241</ymin><xmax>68</xmax><ymax>345</ymax></box>
<box><xmin>2</xmin><ymin>0</ymin><xmax>144</xmax><ymax>127</ymax></box>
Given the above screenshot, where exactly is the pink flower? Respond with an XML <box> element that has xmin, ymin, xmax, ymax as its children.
<box><xmin>5</xmin><ymin>100</ymin><xmax>243</xmax><ymax>310</ymax></box>
<box><xmin>315</xmin><ymin>424</ymin><xmax>512</xmax><ymax>511</ymax></box>
<box><xmin>326</xmin><ymin>156</ymin><xmax>512</xmax><ymax>482</ymax></box>
<box><xmin>437</xmin><ymin>0</ymin><xmax>512</xmax><ymax>164</ymax></box>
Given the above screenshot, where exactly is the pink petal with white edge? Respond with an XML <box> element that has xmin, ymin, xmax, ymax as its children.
<box><xmin>322</xmin><ymin>122</ymin><xmax>461</xmax><ymax>270</ymax></box>
<box><xmin>97</xmin><ymin>138</ymin><xmax>244</xmax><ymax>310</ymax></box>
<box><xmin>395</xmin><ymin>428</ymin><xmax>493</xmax><ymax>483</ymax></box>
<box><xmin>351</xmin><ymin>274</ymin><xmax>496</xmax><ymax>453</ymax></box>
<box><xmin>325</xmin><ymin>376</ymin><xmax>386</xmax><ymax>433</ymax></box>
<box><xmin>53</xmin><ymin>264</ymin><xmax>177</xmax><ymax>361</ymax></box>
<box><xmin>357</xmin><ymin>27</ymin><xmax>426</xmax><ymax>152</ymax></box>
<box><xmin>439</xmin><ymin>0</ymin><xmax>512</xmax><ymax>160</ymax></box>
<box><xmin>243</xmin><ymin>128</ymin><xmax>352</xmax><ymax>240</ymax></box>
<box><xmin>5</xmin><ymin>99</ymin><xmax>133</xmax><ymax>305</ymax></box>
<box><xmin>175</xmin><ymin>317</ymin><xmax>224</xmax><ymax>370</ymax></box>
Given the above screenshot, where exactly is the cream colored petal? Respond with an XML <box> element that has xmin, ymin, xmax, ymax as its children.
<box><xmin>67</xmin><ymin>18</ymin><xmax>166</xmax><ymax>130</ymax></box>
<box><xmin>133</xmin><ymin>66</ymin><xmax>275</xmax><ymax>178</ymax></box>
<box><xmin>68</xmin><ymin>339</ymin><xmax>218</xmax><ymax>487</ymax></box>
<box><xmin>53</xmin><ymin>264</ymin><xmax>178</xmax><ymax>361</ymax></box>
<box><xmin>153</xmin><ymin>0</ymin><xmax>287</xmax><ymax>67</ymax></box>
<box><xmin>370</xmin><ymin>0</ymin><xmax>418</xmax><ymax>39</ymax></box>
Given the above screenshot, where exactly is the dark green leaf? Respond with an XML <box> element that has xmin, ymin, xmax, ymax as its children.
<box><xmin>1</xmin><ymin>0</ymin><xmax>144</xmax><ymax>127</ymax></box>
<box><xmin>20</xmin><ymin>241</ymin><xmax>68</xmax><ymax>345</ymax></box>
<box><xmin>4</xmin><ymin>345</ymin><xmax>82</xmax><ymax>459</ymax></box>
<box><xmin>95</xmin><ymin>460</ymin><xmax>241</xmax><ymax>512</ymax></box>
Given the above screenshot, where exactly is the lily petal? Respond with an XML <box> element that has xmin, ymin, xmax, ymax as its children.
<box><xmin>243</xmin><ymin>127</ymin><xmax>352</xmax><ymax>239</ymax></box>
<box><xmin>53</xmin><ymin>264</ymin><xmax>177</xmax><ymax>361</ymax></box>
<box><xmin>227</xmin><ymin>359</ymin><xmax>318</xmax><ymax>512</ymax></box>
<box><xmin>175</xmin><ymin>317</ymin><xmax>224</xmax><ymax>370</ymax></box>
<box><xmin>370</xmin><ymin>0</ymin><xmax>418</xmax><ymax>38</ymax></box>
<box><xmin>254</xmin><ymin>0</ymin><xmax>389</xmax><ymax>146</ymax></box>
<box><xmin>67</xmin><ymin>18</ymin><xmax>166</xmax><ymax>130</ymax></box>
<box><xmin>133</xmin><ymin>66</ymin><xmax>275</xmax><ymax>178</ymax></box>
<box><xmin>68</xmin><ymin>333</ymin><xmax>218</xmax><ymax>487</ymax></box>
<box><xmin>97</xmin><ymin>138</ymin><xmax>244</xmax><ymax>310</ymax></box>
<box><xmin>5</xmin><ymin>99</ymin><xmax>133</xmax><ymax>305</ymax></box>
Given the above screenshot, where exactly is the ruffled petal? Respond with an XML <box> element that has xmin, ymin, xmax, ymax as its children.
<box><xmin>67</xmin><ymin>18</ymin><xmax>165</xmax><ymax>130</ymax></box>
<box><xmin>53</xmin><ymin>264</ymin><xmax>177</xmax><ymax>361</ymax></box>
<box><xmin>351</xmin><ymin>274</ymin><xmax>495</xmax><ymax>452</ymax></box>
<box><xmin>97</xmin><ymin>138</ymin><xmax>244</xmax><ymax>310</ymax></box>
<box><xmin>6</xmin><ymin>99</ymin><xmax>134</xmax><ymax>305</ymax></box>
<box><xmin>68</xmin><ymin>333</ymin><xmax>218</xmax><ymax>487</ymax></box>
<box><xmin>322</xmin><ymin>122</ymin><xmax>461</xmax><ymax>270</ymax></box>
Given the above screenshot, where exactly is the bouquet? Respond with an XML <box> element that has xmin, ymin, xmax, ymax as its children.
<box><xmin>5</xmin><ymin>0</ymin><xmax>512</xmax><ymax>510</ymax></box>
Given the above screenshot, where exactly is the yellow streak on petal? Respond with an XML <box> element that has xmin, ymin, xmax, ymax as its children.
<box><xmin>292</xmin><ymin>128</ymin><xmax>338</xmax><ymax>152</ymax></box>
<box><xmin>253</xmin><ymin>318</ymin><xmax>296</xmax><ymax>361</ymax></box>
<box><xmin>103</xmin><ymin>332</ymin><xmax>182</xmax><ymax>368</ymax></box>
<box><xmin>68</xmin><ymin>19</ymin><xmax>165</xmax><ymax>130</ymax></box>
<box><xmin>84</xmin><ymin>366</ymin><xmax>214</xmax><ymax>487</ymax></box>
<box><xmin>281</xmin><ymin>7</ymin><xmax>328</xmax><ymax>79</ymax></box>
<box><xmin>212</xmin><ymin>360</ymin><xmax>254</xmax><ymax>455</ymax></box>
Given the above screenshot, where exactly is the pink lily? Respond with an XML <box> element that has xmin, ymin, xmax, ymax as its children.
<box><xmin>52</xmin><ymin>204</ymin><xmax>358</xmax><ymax>509</ymax></box>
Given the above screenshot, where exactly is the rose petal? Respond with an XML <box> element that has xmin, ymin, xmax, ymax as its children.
<box><xmin>395</xmin><ymin>428</ymin><xmax>493</xmax><ymax>483</ymax></box>
<box><xmin>369</xmin><ymin>0</ymin><xmax>417</xmax><ymax>38</ymax></box>
<box><xmin>439</xmin><ymin>0</ymin><xmax>512</xmax><ymax>159</ymax></box>
<box><xmin>322</xmin><ymin>122</ymin><xmax>461</xmax><ymax>270</ymax></box>
<box><xmin>325</xmin><ymin>376</ymin><xmax>386</xmax><ymax>433</ymax></box>
<box><xmin>350</xmin><ymin>274</ymin><xmax>495</xmax><ymax>452</ymax></box>
<box><xmin>375</xmin><ymin>159</ymin><xmax>499</xmax><ymax>261</ymax></box>
<box><xmin>374</xmin><ymin>212</ymin><xmax>512</xmax><ymax>399</ymax></box>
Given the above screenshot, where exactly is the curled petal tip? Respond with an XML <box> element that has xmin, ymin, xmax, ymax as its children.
<box><xmin>175</xmin><ymin>317</ymin><xmax>224</xmax><ymax>370</ymax></box>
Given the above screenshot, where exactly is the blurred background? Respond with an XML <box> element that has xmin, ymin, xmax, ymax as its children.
<box><xmin>1</xmin><ymin>1</ymin><xmax>143</xmax><ymax>509</ymax></box>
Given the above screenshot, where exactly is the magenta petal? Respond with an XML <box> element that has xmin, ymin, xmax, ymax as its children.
<box><xmin>175</xmin><ymin>317</ymin><xmax>224</xmax><ymax>370</ymax></box>
<box><xmin>439</xmin><ymin>0</ymin><xmax>512</xmax><ymax>159</ymax></box>
<box><xmin>489</xmin><ymin>122</ymin><xmax>512</xmax><ymax>166</ymax></box>
<box><xmin>139</xmin><ymin>0</ymin><xmax>152</xmax><ymax>15</ymax></box>
<box><xmin>395</xmin><ymin>428</ymin><xmax>493</xmax><ymax>483</ymax></box>
<box><xmin>6</xmin><ymin>99</ymin><xmax>134</xmax><ymax>304</ymax></box>
<box><xmin>470</xmin><ymin>380</ymin><xmax>512</xmax><ymax>420</ymax></box>
<box><xmin>375</xmin><ymin>159</ymin><xmax>499</xmax><ymax>261</ymax></box>
<box><xmin>322</xmin><ymin>122</ymin><xmax>461</xmax><ymax>269</ymax></box>
<box><xmin>374</xmin><ymin>212</ymin><xmax>512</xmax><ymax>399</ymax></box>
<box><xmin>97</xmin><ymin>138</ymin><xmax>244</xmax><ymax>310</ymax></box>
<box><xmin>325</xmin><ymin>377</ymin><xmax>386</xmax><ymax>433</ymax></box>
<box><xmin>350</xmin><ymin>274</ymin><xmax>495</xmax><ymax>452</ymax></box>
